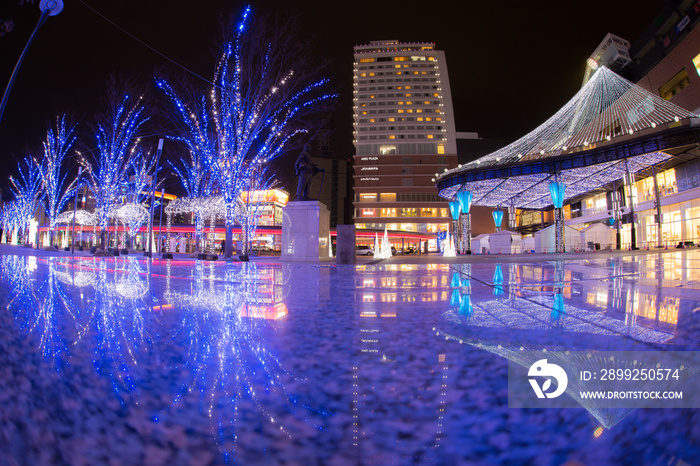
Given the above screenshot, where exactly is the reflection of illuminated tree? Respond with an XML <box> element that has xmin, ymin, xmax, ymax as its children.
<box><xmin>4</xmin><ymin>256</ymin><xmax>78</xmax><ymax>371</ymax></box>
<box><xmin>158</xmin><ymin>262</ymin><xmax>314</xmax><ymax>459</ymax></box>
<box><xmin>86</xmin><ymin>258</ymin><xmax>153</xmax><ymax>403</ymax></box>
<box><xmin>2</xmin><ymin>254</ymin><xmax>154</xmax><ymax>404</ymax></box>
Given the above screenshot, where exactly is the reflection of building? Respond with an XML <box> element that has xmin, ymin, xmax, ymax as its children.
<box><xmin>352</xmin><ymin>40</ymin><xmax>458</xmax><ymax>236</ymax></box>
<box><xmin>353</xmin><ymin>263</ymin><xmax>449</xmax><ymax>456</ymax></box>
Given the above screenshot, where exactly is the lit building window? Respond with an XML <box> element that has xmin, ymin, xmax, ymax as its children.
<box><xmin>693</xmin><ymin>53</ymin><xmax>700</xmax><ymax>75</ymax></box>
<box><xmin>437</xmin><ymin>144</ymin><xmax>445</xmax><ymax>154</ymax></box>
<box><xmin>658</xmin><ymin>69</ymin><xmax>690</xmax><ymax>100</ymax></box>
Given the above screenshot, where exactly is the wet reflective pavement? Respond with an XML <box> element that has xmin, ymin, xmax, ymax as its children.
<box><xmin>0</xmin><ymin>249</ymin><xmax>699</xmax><ymax>465</ymax></box>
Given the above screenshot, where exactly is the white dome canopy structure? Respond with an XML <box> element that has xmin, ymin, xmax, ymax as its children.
<box><xmin>437</xmin><ymin>66</ymin><xmax>700</xmax><ymax>209</ymax></box>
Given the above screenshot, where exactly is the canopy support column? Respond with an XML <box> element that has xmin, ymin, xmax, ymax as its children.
<box><xmin>457</xmin><ymin>191</ymin><xmax>472</xmax><ymax>254</ymax></box>
<box><xmin>549</xmin><ymin>174</ymin><xmax>566</xmax><ymax>253</ymax></box>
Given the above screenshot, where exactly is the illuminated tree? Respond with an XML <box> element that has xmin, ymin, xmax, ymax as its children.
<box><xmin>80</xmin><ymin>86</ymin><xmax>149</xmax><ymax>249</ymax></box>
<box><xmin>158</xmin><ymin>6</ymin><xmax>336</xmax><ymax>258</ymax></box>
<box><xmin>39</xmin><ymin>115</ymin><xmax>78</xmax><ymax>247</ymax></box>
<box><xmin>9</xmin><ymin>156</ymin><xmax>43</xmax><ymax>245</ymax></box>
<box><xmin>164</xmin><ymin>139</ymin><xmax>216</xmax><ymax>254</ymax></box>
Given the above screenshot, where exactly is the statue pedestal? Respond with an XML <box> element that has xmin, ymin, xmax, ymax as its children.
<box><xmin>281</xmin><ymin>200</ymin><xmax>330</xmax><ymax>262</ymax></box>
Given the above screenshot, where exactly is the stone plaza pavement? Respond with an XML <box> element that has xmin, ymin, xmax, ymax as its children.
<box><xmin>0</xmin><ymin>243</ymin><xmax>698</xmax><ymax>464</ymax></box>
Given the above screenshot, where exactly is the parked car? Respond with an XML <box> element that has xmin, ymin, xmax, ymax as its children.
<box><xmin>356</xmin><ymin>245</ymin><xmax>374</xmax><ymax>255</ymax></box>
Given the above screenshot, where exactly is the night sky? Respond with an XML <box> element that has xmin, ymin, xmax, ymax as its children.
<box><xmin>0</xmin><ymin>0</ymin><xmax>666</xmax><ymax>193</ymax></box>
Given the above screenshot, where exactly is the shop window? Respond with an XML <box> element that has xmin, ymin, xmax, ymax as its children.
<box><xmin>659</xmin><ymin>69</ymin><xmax>690</xmax><ymax>100</ymax></box>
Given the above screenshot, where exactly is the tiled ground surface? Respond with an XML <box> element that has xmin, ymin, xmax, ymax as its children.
<box><xmin>0</xmin><ymin>246</ymin><xmax>699</xmax><ymax>465</ymax></box>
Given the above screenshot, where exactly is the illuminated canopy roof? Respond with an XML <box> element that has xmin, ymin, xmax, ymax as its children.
<box><xmin>437</xmin><ymin>67</ymin><xmax>700</xmax><ymax>209</ymax></box>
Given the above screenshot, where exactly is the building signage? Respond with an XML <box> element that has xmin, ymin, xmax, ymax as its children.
<box><xmin>676</xmin><ymin>15</ymin><xmax>690</xmax><ymax>34</ymax></box>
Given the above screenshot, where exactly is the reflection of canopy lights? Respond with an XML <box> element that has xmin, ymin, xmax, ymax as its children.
<box><xmin>440</xmin><ymin>296</ymin><xmax>673</xmax><ymax>344</ymax></box>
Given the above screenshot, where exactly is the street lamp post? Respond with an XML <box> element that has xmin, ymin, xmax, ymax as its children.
<box><xmin>146</xmin><ymin>139</ymin><xmax>164</xmax><ymax>257</ymax></box>
<box><xmin>70</xmin><ymin>166</ymin><xmax>82</xmax><ymax>254</ymax></box>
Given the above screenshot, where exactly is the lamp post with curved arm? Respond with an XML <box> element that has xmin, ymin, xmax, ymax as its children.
<box><xmin>0</xmin><ymin>0</ymin><xmax>64</xmax><ymax>125</ymax></box>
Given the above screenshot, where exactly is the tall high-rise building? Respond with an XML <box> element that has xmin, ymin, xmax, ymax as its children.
<box><xmin>353</xmin><ymin>40</ymin><xmax>458</xmax><ymax>236</ymax></box>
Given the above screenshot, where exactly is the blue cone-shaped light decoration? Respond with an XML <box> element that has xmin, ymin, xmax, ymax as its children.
<box><xmin>449</xmin><ymin>200</ymin><xmax>461</xmax><ymax>220</ymax></box>
<box><xmin>492</xmin><ymin>210</ymin><xmax>504</xmax><ymax>228</ymax></box>
<box><xmin>549</xmin><ymin>181</ymin><xmax>566</xmax><ymax>209</ymax></box>
<box><xmin>450</xmin><ymin>288</ymin><xmax>461</xmax><ymax>308</ymax></box>
<box><xmin>459</xmin><ymin>294</ymin><xmax>473</xmax><ymax>318</ymax></box>
<box><xmin>457</xmin><ymin>190</ymin><xmax>472</xmax><ymax>214</ymax></box>
<box><xmin>551</xmin><ymin>292</ymin><xmax>566</xmax><ymax>320</ymax></box>
<box><xmin>450</xmin><ymin>272</ymin><xmax>462</xmax><ymax>288</ymax></box>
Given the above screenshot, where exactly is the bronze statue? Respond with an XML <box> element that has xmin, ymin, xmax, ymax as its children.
<box><xmin>294</xmin><ymin>144</ymin><xmax>323</xmax><ymax>200</ymax></box>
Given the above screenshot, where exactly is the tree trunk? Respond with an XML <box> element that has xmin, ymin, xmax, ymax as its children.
<box><xmin>225</xmin><ymin>224</ymin><xmax>234</xmax><ymax>259</ymax></box>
